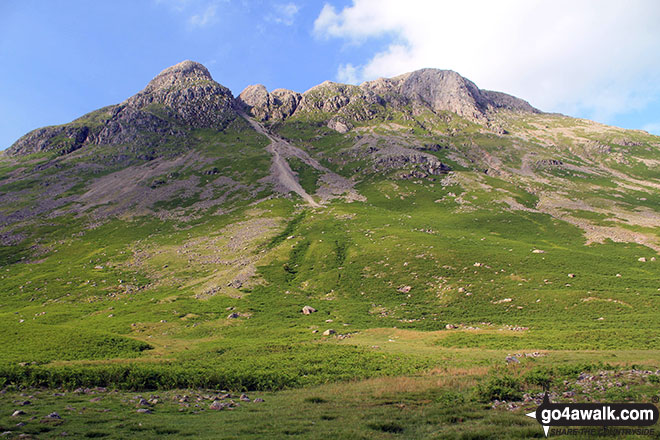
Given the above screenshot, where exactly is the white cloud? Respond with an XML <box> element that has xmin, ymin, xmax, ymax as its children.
<box><xmin>189</xmin><ymin>3</ymin><xmax>218</xmax><ymax>28</ymax></box>
<box><xmin>314</xmin><ymin>0</ymin><xmax>660</xmax><ymax>123</ymax></box>
<box><xmin>337</xmin><ymin>63</ymin><xmax>358</xmax><ymax>84</ymax></box>
<box><xmin>268</xmin><ymin>2</ymin><xmax>300</xmax><ymax>26</ymax></box>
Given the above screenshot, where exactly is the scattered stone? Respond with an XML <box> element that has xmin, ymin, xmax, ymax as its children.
<box><xmin>240</xmin><ymin>394</ymin><xmax>250</xmax><ymax>402</ymax></box>
<box><xmin>398</xmin><ymin>285</ymin><xmax>412</xmax><ymax>293</ymax></box>
<box><xmin>136</xmin><ymin>398</ymin><xmax>150</xmax><ymax>407</ymax></box>
<box><xmin>46</xmin><ymin>412</ymin><xmax>61</xmax><ymax>419</ymax></box>
<box><xmin>227</xmin><ymin>313</ymin><xmax>240</xmax><ymax>319</ymax></box>
<box><xmin>19</xmin><ymin>401</ymin><xmax>31</xmax><ymax>406</ymax></box>
<box><xmin>532</xmin><ymin>249</ymin><xmax>545</xmax><ymax>253</ymax></box>
<box><xmin>567</xmin><ymin>273</ymin><xmax>575</xmax><ymax>278</ymax></box>
<box><xmin>209</xmin><ymin>400</ymin><xmax>227</xmax><ymax>410</ymax></box>
<box><xmin>505</xmin><ymin>356</ymin><xmax>519</xmax><ymax>364</ymax></box>
<box><xmin>445</xmin><ymin>324</ymin><xmax>457</xmax><ymax>330</ymax></box>
<box><xmin>89</xmin><ymin>397</ymin><xmax>102</xmax><ymax>402</ymax></box>
<box><xmin>322</xmin><ymin>329</ymin><xmax>336</xmax><ymax>336</ymax></box>
<box><xmin>12</xmin><ymin>410</ymin><xmax>25</xmax><ymax>417</ymax></box>
<box><xmin>457</xmin><ymin>287</ymin><xmax>465</xmax><ymax>293</ymax></box>
<box><xmin>136</xmin><ymin>408</ymin><xmax>152</xmax><ymax>414</ymax></box>
<box><xmin>301</xmin><ymin>305</ymin><xmax>317</xmax><ymax>315</ymax></box>
<box><xmin>227</xmin><ymin>279</ymin><xmax>242</xmax><ymax>289</ymax></box>
<box><xmin>638</xmin><ymin>257</ymin><xmax>646</xmax><ymax>262</ymax></box>
<box><xmin>254</xmin><ymin>398</ymin><xmax>264</xmax><ymax>403</ymax></box>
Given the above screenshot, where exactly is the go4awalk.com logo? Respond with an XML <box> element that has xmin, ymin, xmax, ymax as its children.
<box><xmin>526</xmin><ymin>393</ymin><xmax>659</xmax><ymax>437</ymax></box>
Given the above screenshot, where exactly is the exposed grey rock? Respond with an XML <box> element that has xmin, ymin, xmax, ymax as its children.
<box><xmin>327</xmin><ymin>116</ymin><xmax>352</xmax><ymax>133</ymax></box>
<box><xmin>136</xmin><ymin>408</ymin><xmax>152</xmax><ymax>414</ymax></box>
<box><xmin>301</xmin><ymin>305</ymin><xmax>317</xmax><ymax>315</ymax></box>
<box><xmin>361</xmin><ymin>69</ymin><xmax>538</xmax><ymax>121</ymax></box>
<box><xmin>11</xmin><ymin>410</ymin><xmax>25</xmax><ymax>417</ymax></box>
<box><xmin>7</xmin><ymin>60</ymin><xmax>236</xmax><ymax>157</ymax></box>
<box><xmin>237</xmin><ymin>85</ymin><xmax>301</xmax><ymax>121</ymax></box>
<box><xmin>322</xmin><ymin>329</ymin><xmax>336</xmax><ymax>336</ymax></box>
<box><xmin>209</xmin><ymin>400</ymin><xmax>227</xmax><ymax>410</ymax></box>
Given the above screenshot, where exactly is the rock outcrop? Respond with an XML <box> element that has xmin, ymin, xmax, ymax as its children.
<box><xmin>237</xmin><ymin>68</ymin><xmax>539</xmax><ymax>131</ymax></box>
<box><xmin>237</xmin><ymin>85</ymin><xmax>301</xmax><ymax>121</ymax></box>
<box><xmin>7</xmin><ymin>61</ymin><xmax>236</xmax><ymax>156</ymax></box>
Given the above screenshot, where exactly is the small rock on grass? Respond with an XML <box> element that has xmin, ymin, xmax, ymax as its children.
<box><xmin>301</xmin><ymin>305</ymin><xmax>317</xmax><ymax>315</ymax></box>
<box><xmin>12</xmin><ymin>410</ymin><xmax>25</xmax><ymax>417</ymax></box>
<box><xmin>209</xmin><ymin>400</ymin><xmax>227</xmax><ymax>410</ymax></box>
<box><xmin>322</xmin><ymin>329</ymin><xmax>336</xmax><ymax>336</ymax></box>
<box><xmin>136</xmin><ymin>408</ymin><xmax>152</xmax><ymax>414</ymax></box>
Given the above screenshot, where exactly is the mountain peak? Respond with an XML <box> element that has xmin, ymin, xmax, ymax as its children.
<box><xmin>140</xmin><ymin>60</ymin><xmax>214</xmax><ymax>95</ymax></box>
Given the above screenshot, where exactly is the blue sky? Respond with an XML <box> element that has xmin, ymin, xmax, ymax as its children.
<box><xmin>2</xmin><ymin>0</ymin><xmax>660</xmax><ymax>150</ymax></box>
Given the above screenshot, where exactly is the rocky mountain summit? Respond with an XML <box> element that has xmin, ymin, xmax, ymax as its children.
<box><xmin>7</xmin><ymin>61</ymin><xmax>236</xmax><ymax>156</ymax></box>
<box><xmin>237</xmin><ymin>68</ymin><xmax>539</xmax><ymax>128</ymax></box>
<box><xmin>7</xmin><ymin>62</ymin><xmax>537</xmax><ymax>157</ymax></box>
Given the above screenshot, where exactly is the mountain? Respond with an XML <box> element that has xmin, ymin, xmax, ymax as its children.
<box><xmin>1</xmin><ymin>60</ymin><xmax>659</xmax><ymax>411</ymax></box>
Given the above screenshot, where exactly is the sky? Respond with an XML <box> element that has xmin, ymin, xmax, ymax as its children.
<box><xmin>1</xmin><ymin>0</ymin><xmax>660</xmax><ymax>150</ymax></box>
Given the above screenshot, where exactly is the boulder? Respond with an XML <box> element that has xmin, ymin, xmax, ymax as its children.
<box><xmin>301</xmin><ymin>305</ymin><xmax>317</xmax><ymax>315</ymax></box>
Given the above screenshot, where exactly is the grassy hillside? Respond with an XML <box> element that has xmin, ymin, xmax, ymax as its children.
<box><xmin>1</xmin><ymin>99</ymin><xmax>660</xmax><ymax>438</ymax></box>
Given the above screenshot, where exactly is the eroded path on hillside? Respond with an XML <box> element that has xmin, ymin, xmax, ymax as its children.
<box><xmin>240</xmin><ymin>113</ymin><xmax>362</xmax><ymax>207</ymax></box>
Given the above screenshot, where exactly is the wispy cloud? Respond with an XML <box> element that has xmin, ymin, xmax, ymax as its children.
<box><xmin>337</xmin><ymin>63</ymin><xmax>358</xmax><ymax>84</ymax></box>
<box><xmin>314</xmin><ymin>0</ymin><xmax>660</xmax><ymax>124</ymax></box>
<box><xmin>156</xmin><ymin>0</ymin><xmax>224</xmax><ymax>29</ymax></box>
<box><xmin>188</xmin><ymin>3</ymin><xmax>218</xmax><ymax>28</ymax></box>
<box><xmin>266</xmin><ymin>2</ymin><xmax>299</xmax><ymax>26</ymax></box>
